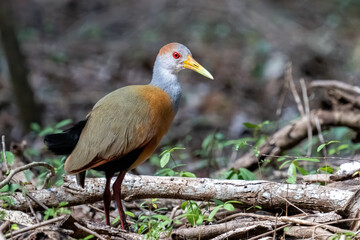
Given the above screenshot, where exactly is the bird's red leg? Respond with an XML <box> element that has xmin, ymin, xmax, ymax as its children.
<box><xmin>103</xmin><ymin>171</ymin><xmax>114</xmax><ymax>226</ymax></box>
<box><xmin>112</xmin><ymin>170</ymin><xmax>128</xmax><ymax>230</ymax></box>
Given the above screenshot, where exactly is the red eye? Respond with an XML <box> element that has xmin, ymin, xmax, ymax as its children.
<box><xmin>172</xmin><ymin>52</ymin><xmax>181</xmax><ymax>59</ymax></box>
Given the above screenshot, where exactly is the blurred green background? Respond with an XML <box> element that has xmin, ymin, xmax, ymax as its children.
<box><xmin>1</xmin><ymin>0</ymin><xmax>360</xmax><ymax>175</ymax></box>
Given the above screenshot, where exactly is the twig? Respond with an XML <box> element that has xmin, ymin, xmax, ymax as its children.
<box><xmin>248</xmin><ymin>224</ymin><xmax>291</xmax><ymax>240</ymax></box>
<box><xmin>25</xmin><ymin>196</ymin><xmax>39</xmax><ymax>224</ymax></box>
<box><xmin>215</xmin><ymin>212</ymin><xmax>354</xmax><ymax>234</ymax></box>
<box><xmin>315</xmin><ymin>116</ymin><xmax>326</xmax><ymax>156</ymax></box>
<box><xmin>276</xmin><ymin>75</ymin><xmax>289</xmax><ymax>116</ymax></box>
<box><xmin>0</xmin><ymin>221</ymin><xmax>10</xmax><ymax>233</ymax></box>
<box><xmin>315</xmin><ymin>116</ymin><xmax>329</xmax><ymax>185</ymax></box>
<box><xmin>286</xmin><ymin>63</ymin><xmax>305</xmax><ymax>117</ymax></box>
<box><xmin>168</xmin><ymin>205</ymin><xmax>180</xmax><ymax>227</ymax></box>
<box><xmin>88</xmin><ymin>204</ymin><xmax>117</xmax><ymax>219</ymax></box>
<box><xmin>0</xmin><ymin>162</ymin><xmax>55</xmax><ymax>189</ymax></box>
<box><xmin>4</xmin><ymin>215</ymin><xmax>66</xmax><ymax>238</ymax></box>
<box><xmin>313</xmin><ymin>218</ymin><xmax>360</xmax><ymax>236</ymax></box>
<box><xmin>261</xmin><ymin>154</ymin><xmax>355</xmax><ymax>161</ymax></box>
<box><xmin>300</xmin><ymin>78</ymin><xmax>312</xmax><ymax>156</ymax></box>
<box><xmin>274</xmin><ymin>192</ymin><xmax>308</xmax><ymax>216</ymax></box>
<box><xmin>42</xmin><ymin>171</ymin><xmax>54</xmax><ymax>189</ymax></box>
<box><xmin>310</xmin><ymin>80</ymin><xmax>360</xmax><ymax>95</ymax></box>
<box><xmin>1</xmin><ymin>136</ymin><xmax>8</xmax><ymax>173</ymax></box>
<box><xmin>74</xmin><ymin>222</ymin><xmax>106</xmax><ymax>240</ymax></box>
<box><xmin>209</xmin><ymin>223</ymin><xmax>276</xmax><ymax>240</ymax></box>
<box><xmin>273</xmin><ymin>213</ymin><xmax>278</xmax><ymax>240</ymax></box>
<box><xmin>25</xmin><ymin>191</ymin><xmax>48</xmax><ymax>210</ymax></box>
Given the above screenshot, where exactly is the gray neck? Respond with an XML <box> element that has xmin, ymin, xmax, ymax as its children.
<box><xmin>150</xmin><ymin>61</ymin><xmax>182</xmax><ymax>111</ymax></box>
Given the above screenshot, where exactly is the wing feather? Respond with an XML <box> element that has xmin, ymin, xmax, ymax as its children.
<box><xmin>64</xmin><ymin>86</ymin><xmax>155</xmax><ymax>173</ymax></box>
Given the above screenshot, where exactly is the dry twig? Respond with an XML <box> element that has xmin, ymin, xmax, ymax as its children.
<box><xmin>286</xmin><ymin>63</ymin><xmax>305</xmax><ymax>117</ymax></box>
<box><xmin>248</xmin><ymin>224</ymin><xmax>291</xmax><ymax>240</ymax></box>
<box><xmin>0</xmin><ymin>162</ymin><xmax>55</xmax><ymax>189</ymax></box>
<box><xmin>74</xmin><ymin>222</ymin><xmax>106</xmax><ymax>240</ymax></box>
<box><xmin>4</xmin><ymin>215</ymin><xmax>66</xmax><ymax>238</ymax></box>
<box><xmin>310</xmin><ymin>80</ymin><xmax>360</xmax><ymax>95</ymax></box>
<box><xmin>300</xmin><ymin>78</ymin><xmax>312</xmax><ymax>156</ymax></box>
<box><xmin>1</xmin><ymin>136</ymin><xmax>8</xmax><ymax>173</ymax></box>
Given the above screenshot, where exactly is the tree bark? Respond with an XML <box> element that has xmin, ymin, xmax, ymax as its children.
<box><xmin>0</xmin><ymin>0</ymin><xmax>41</xmax><ymax>131</ymax></box>
<box><xmin>4</xmin><ymin>174</ymin><xmax>357</xmax><ymax>217</ymax></box>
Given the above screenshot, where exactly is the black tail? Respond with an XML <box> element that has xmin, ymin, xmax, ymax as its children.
<box><xmin>44</xmin><ymin>119</ymin><xmax>88</xmax><ymax>155</ymax></box>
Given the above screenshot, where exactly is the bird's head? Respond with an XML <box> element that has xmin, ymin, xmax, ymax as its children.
<box><xmin>156</xmin><ymin>43</ymin><xmax>213</xmax><ymax>80</ymax></box>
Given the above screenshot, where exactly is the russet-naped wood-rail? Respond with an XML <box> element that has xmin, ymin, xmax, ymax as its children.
<box><xmin>44</xmin><ymin>43</ymin><xmax>213</xmax><ymax>230</ymax></box>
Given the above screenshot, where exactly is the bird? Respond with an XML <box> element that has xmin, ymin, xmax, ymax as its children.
<box><xmin>44</xmin><ymin>42</ymin><xmax>213</xmax><ymax>230</ymax></box>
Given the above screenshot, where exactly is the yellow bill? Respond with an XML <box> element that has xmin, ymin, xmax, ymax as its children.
<box><xmin>184</xmin><ymin>55</ymin><xmax>214</xmax><ymax>80</ymax></box>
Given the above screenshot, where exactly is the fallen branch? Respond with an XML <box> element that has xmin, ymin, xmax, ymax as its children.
<box><xmin>0</xmin><ymin>162</ymin><xmax>55</xmax><ymax>189</ymax></box>
<box><xmin>0</xmin><ymin>207</ymin><xmax>35</xmax><ymax>226</ymax></box>
<box><xmin>74</xmin><ymin>222</ymin><xmax>106</xmax><ymax>240</ymax></box>
<box><xmin>1</xmin><ymin>136</ymin><xmax>8</xmax><ymax>173</ymax></box>
<box><xmin>85</xmin><ymin>221</ymin><xmax>143</xmax><ymax>240</ymax></box>
<box><xmin>171</xmin><ymin>219</ymin><xmax>274</xmax><ymax>239</ymax></box>
<box><xmin>231</xmin><ymin>110</ymin><xmax>360</xmax><ymax>169</ymax></box>
<box><xmin>310</xmin><ymin>80</ymin><xmax>360</xmax><ymax>95</ymax></box>
<box><xmin>2</xmin><ymin>174</ymin><xmax>358</xmax><ymax>218</ymax></box>
<box><xmin>285</xmin><ymin>226</ymin><xmax>333</xmax><ymax>240</ymax></box>
<box><xmin>4</xmin><ymin>215</ymin><xmax>66</xmax><ymax>238</ymax></box>
<box><xmin>247</xmin><ymin>224</ymin><xmax>290</xmax><ymax>240</ymax></box>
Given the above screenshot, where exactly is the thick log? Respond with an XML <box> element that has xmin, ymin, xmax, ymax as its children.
<box><xmin>3</xmin><ymin>174</ymin><xmax>356</xmax><ymax>216</ymax></box>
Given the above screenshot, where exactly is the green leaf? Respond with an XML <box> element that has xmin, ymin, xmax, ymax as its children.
<box><xmin>238</xmin><ymin>168</ymin><xmax>256</xmax><ymax>180</ymax></box>
<box><xmin>0</xmin><ymin>196</ymin><xmax>15</xmax><ymax>207</ymax></box>
<box><xmin>30</xmin><ymin>122</ymin><xmax>41</xmax><ymax>132</ymax></box>
<box><xmin>125</xmin><ymin>211</ymin><xmax>135</xmax><ymax>218</ymax></box>
<box><xmin>195</xmin><ymin>213</ymin><xmax>203</xmax><ymax>226</ymax></box>
<box><xmin>1</xmin><ymin>151</ymin><xmax>14</xmax><ymax>165</ymax></box>
<box><xmin>317</xmin><ymin>141</ymin><xmax>340</xmax><ymax>153</ymax></box>
<box><xmin>296</xmin><ymin>166</ymin><xmax>308</xmax><ymax>176</ymax></box>
<box><xmin>223</xmin><ymin>203</ymin><xmax>234</xmax><ymax>211</ymax></box>
<box><xmin>58</xmin><ymin>202</ymin><xmax>68</xmax><ymax>207</ymax></box>
<box><xmin>186</xmin><ymin>213</ymin><xmax>195</xmax><ymax>226</ymax></box>
<box><xmin>201</xmin><ymin>134</ymin><xmax>214</xmax><ymax>150</ymax></box>
<box><xmin>337</xmin><ymin>144</ymin><xmax>349</xmax><ymax>152</ymax></box>
<box><xmin>213</xmin><ymin>199</ymin><xmax>224</xmax><ymax>205</ymax></box>
<box><xmin>226</xmin><ymin>200</ymin><xmax>242</xmax><ymax>205</ymax></box>
<box><xmin>317</xmin><ymin>143</ymin><xmax>327</xmax><ymax>153</ymax></box>
<box><xmin>11</xmin><ymin>224</ymin><xmax>19</xmax><ymax>230</ymax></box>
<box><xmin>160</xmin><ymin>152</ymin><xmax>171</xmax><ymax>168</ymax></box>
<box><xmin>55</xmin><ymin>119</ymin><xmax>72</xmax><ymax>129</ymax></box>
<box><xmin>279</xmin><ymin>160</ymin><xmax>292</xmax><ymax>169</ymax></box>
<box><xmin>328</xmin><ymin>148</ymin><xmax>336</xmax><ymax>155</ymax></box>
<box><xmin>287</xmin><ymin>162</ymin><xmax>297</xmax><ymax>184</ymax></box>
<box><xmin>179</xmin><ymin>171</ymin><xmax>196</xmax><ymax>178</ymax></box>
<box><xmin>39</xmin><ymin>127</ymin><xmax>56</xmax><ymax>137</ymax></box>
<box><xmin>0</xmin><ymin>183</ymin><xmax>20</xmax><ymax>193</ymax></box>
<box><xmin>294</xmin><ymin>157</ymin><xmax>320</xmax><ymax>162</ymax></box>
<box><xmin>318</xmin><ymin>166</ymin><xmax>334</xmax><ymax>174</ymax></box>
<box><xmin>208</xmin><ymin>205</ymin><xmax>222</xmax><ymax>221</ymax></box>
<box><xmin>181</xmin><ymin>201</ymin><xmax>188</xmax><ymax>210</ymax></box>
<box><xmin>152</xmin><ymin>214</ymin><xmax>171</xmax><ymax>221</ymax></box>
<box><xmin>276</xmin><ymin>156</ymin><xmax>287</xmax><ymax>162</ymax></box>
<box><xmin>24</xmin><ymin>170</ymin><xmax>33</xmax><ymax>182</ymax></box>
<box><xmin>286</xmin><ymin>175</ymin><xmax>297</xmax><ymax>184</ymax></box>
<box><xmin>243</xmin><ymin>122</ymin><xmax>258</xmax><ymax>129</ymax></box>
<box><xmin>155</xmin><ymin>168</ymin><xmax>175</xmax><ymax>176</ymax></box>
<box><xmin>171</xmin><ymin>147</ymin><xmax>186</xmax><ymax>151</ymax></box>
